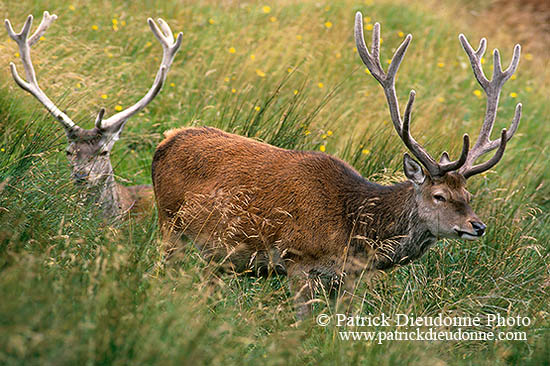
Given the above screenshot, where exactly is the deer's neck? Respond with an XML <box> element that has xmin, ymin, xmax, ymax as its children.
<box><xmin>349</xmin><ymin>181</ymin><xmax>436</xmax><ymax>270</ymax></box>
<box><xmin>95</xmin><ymin>173</ymin><xmax>123</xmax><ymax>218</ymax></box>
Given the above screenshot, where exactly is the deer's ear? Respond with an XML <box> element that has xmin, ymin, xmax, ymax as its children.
<box><xmin>403</xmin><ymin>153</ymin><xmax>426</xmax><ymax>185</ymax></box>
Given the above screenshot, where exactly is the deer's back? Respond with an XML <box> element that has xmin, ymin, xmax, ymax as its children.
<box><xmin>152</xmin><ymin>126</ymin><xmax>377</xmax><ymax>262</ymax></box>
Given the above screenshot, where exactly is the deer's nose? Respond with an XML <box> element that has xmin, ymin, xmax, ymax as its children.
<box><xmin>470</xmin><ymin>221</ymin><xmax>486</xmax><ymax>236</ymax></box>
<box><xmin>73</xmin><ymin>172</ymin><xmax>88</xmax><ymax>183</ymax></box>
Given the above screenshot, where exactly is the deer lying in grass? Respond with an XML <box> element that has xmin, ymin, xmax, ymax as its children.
<box><xmin>151</xmin><ymin>12</ymin><xmax>522</xmax><ymax>317</ymax></box>
<box><xmin>5</xmin><ymin>11</ymin><xmax>182</xmax><ymax>218</ymax></box>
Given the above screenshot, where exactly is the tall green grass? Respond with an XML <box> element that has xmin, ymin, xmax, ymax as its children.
<box><xmin>0</xmin><ymin>1</ymin><xmax>548</xmax><ymax>365</ymax></box>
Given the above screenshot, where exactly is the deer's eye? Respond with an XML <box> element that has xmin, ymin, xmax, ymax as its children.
<box><xmin>433</xmin><ymin>194</ymin><xmax>446</xmax><ymax>202</ymax></box>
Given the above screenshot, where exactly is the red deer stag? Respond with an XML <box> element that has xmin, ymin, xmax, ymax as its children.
<box><xmin>5</xmin><ymin>11</ymin><xmax>182</xmax><ymax>218</ymax></box>
<box><xmin>151</xmin><ymin>12</ymin><xmax>521</xmax><ymax>318</ymax></box>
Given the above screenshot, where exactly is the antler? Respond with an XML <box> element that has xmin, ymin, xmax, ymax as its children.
<box><xmin>5</xmin><ymin>12</ymin><xmax>182</xmax><ymax>137</ymax></box>
<box><xmin>5</xmin><ymin>12</ymin><xmax>81</xmax><ymax>132</ymax></box>
<box><xmin>457</xmin><ymin>34</ymin><xmax>522</xmax><ymax>178</ymax></box>
<box><xmin>354</xmin><ymin>12</ymin><xmax>469</xmax><ymax>178</ymax></box>
<box><xmin>100</xmin><ymin>18</ymin><xmax>183</xmax><ymax>130</ymax></box>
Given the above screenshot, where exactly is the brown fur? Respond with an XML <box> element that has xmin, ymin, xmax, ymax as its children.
<box><xmin>118</xmin><ymin>183</ymin><xmax>155</xmax><ymax>214</ymax></box>
<box><xmin>152</xmin><ymin>127</ymin><xmax>483</xmax><ymax>317</ymax></box>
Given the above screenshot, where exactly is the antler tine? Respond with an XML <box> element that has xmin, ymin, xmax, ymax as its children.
<box><xmin>94</xmin><ymin>108</ymin><xmax>106</xmax><ymax>129</ymax></box>
<box><xmin>439</xmin><ymin>134</ymin><xmax>470</xmax><ymax>173</ymax></box>
<box><xmin>401</xmin><ymin>90</ymin><xmax>440</xmax><ymax>176</ymax></box>
<box><xmin>28</xmin><ymin>11</ymin><xmax>57</xmax><ymax>46</ymax></box>
<box><xmin>459</xmin><ymin>34</ymin><xmax>489</xmax><ymax>89</ymax></box>
<box><xmin>354</xmin><ymin>13</ymin><xmax>383</xmax><ymax>82</ymax></box>
<box><xmin>355</xmin><ymin>12</ymin><xmax>413</xmax><ymax>134</ymax></box>
<box><xmin>463</xmin><ymin>129</ymin><xmax>507</xmax><ymax>178</ymax></box>
<box><xmin>156</xmin><ymin>18</ymin><xmax>175</xmax><ymax>44</ymax></box>
<box><xmin>357</xmin><ymin>12</ymin><xmax>472</xmax><ymax>178</ymax></box>
<box><xmin>100</xmin><ymin>18</ymin><xmax>183</xmax><ymax>130</ymax></box>
<box><xmin>5</xmin><ymin>12</ymin><xmax>78</xmax><ymax>131</ymax></box>
<box><xmin>370</xmin><ymin>23</ymin><xmax>381</xmax><ymax>69</ymax></box>
<box><xmin>458</xmin><ymin>34</ymin><xmax>522</xmax><ymax>178</ymax></box>
<box><xmin>400</xmin><ymin>90</ymin><xmax>469</xmax><ymax>176</ymax></box>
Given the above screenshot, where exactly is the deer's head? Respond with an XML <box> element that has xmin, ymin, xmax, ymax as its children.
<box><xmin>63</xmin><ymin>111</ymin><xmax>125</xmax><ymax>186</ymax></box>
<box><xmin>355</xmin><ymin>12</ymin><xmax>522</xmax><ymax>241</ymax></box>
<box><xmin>6</xmin><ymin>11</ymin><xmax>182</xmax><ymax>188</ymax></box>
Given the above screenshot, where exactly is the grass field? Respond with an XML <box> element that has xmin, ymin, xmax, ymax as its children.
<box><xmin>0</xmin><ymin>0</ymin><xmax>549</xmax><ymax>365</ymax></box>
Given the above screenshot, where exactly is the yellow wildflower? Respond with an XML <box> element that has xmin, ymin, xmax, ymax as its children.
<box><xmin>69</xmin><ymin>5</ymin><xmax>75</xmax><ymax>11</ymax></box>
<box><xmin>473</xmin><ymin>90</ymin><xmax>482</xmax><ymax>98</ymax></box>
<box><xmin>324</xmin><ymin>21</ymin><xmax>333</xmax><ymax>29</ymax></box>
<box><xmin>296</xmin><ymin>35</ymin><xmax>302</xmax><ymax>40</ymax></box>
<box><xmin>262</xmin><ymin>6</ymin><xmax>271</xmax><ymax>14</ymax></box>
<box><xmin>398</xmin><ymin>31</ymin><xmax>404</xmax><ymax>37</ymax></box>
<box><xmin>327</xmin><ymin>130</ymin><xmax>333</xmax><ymax>136</ymax></box>
<box><xmin>101</xmin><ymin>94</ymin><xmax>108</xmax><ymax>100</ymax></box>
<box><xmin>335</xmin><ymin>52</ymin><xmax>342</xmax><ymax>59</ymax></box>
<box><xmin>320</xmin><ymin>145</ymin><xmax>326</xmax><ymax>152</ymax></box>
<box><xmin>525</xmin><ymin>53</ymin><xmax>533</xmax><ymax>61</ymax></box>
<box><xmin>224</xmin><ymin>77</ymin><xmax>230</xmax><ymax>82</ymax></box>
<box><xmin>112</xmin><ymin>19</ymin><xmax>118</xmax><ymax>25</ymax></box>
<box><xmin>437</xmin><ymin>62</ymin><xmax>445</xmax><ymax>68</ymax></box>
<box><xmin>145</xmin><ymin>41</ymin><xmax>152</xmax><ymax>47</ymax></box>
<box><xmin>250</xmin><ymin>54</ymin><xmax>255</xmax><ymax>60</ymax></box>
<box><xmin>511</xmin><ymin>74</ymin><xmax>517</xmax><ymax>80</ymax></box>
<box><xmin>318</xmin><ymin>82</ymin><xmax>324</xmax><ymax>88</ymax></box>
<box><xmin>255</xmin><ymin>106</ymin><xmax>261</xmax><ymax>111</ymax></box>
<box><xmin>304</xmin><ymin>130</ymin><xmax>311</xmax><ymax>136</ymax></box>
<box><xmin>365</xmin><ymin>24</ymin><xmax>373</xmax><ymax>31</ymax></box>
<box><xmin>365</xmin><ymin>68</ymin><xmax>371</xmax><ymax>75</ymax></box>
<box><xmin>270</xmin><ymin>17</ymin><xmax>277</xmax><ymax>22</ymax></box>
<box><xmin>228</xmin><ymin>47</ymin><xmax>236</xmax><ymax>54</ymax></box>
<box><xmin>231</xmin><ymin>88</ymin><xmax>236</xmax><ymax>93</ymax></box>
<box><xmin>437</xmin><ymin>97</ymin><xmax>445</xmax><ymax>103</ymax></box>
<box><xmin>115</xmin><ymin>105</ymin><xmax>123</xmax><ymax>111</ymax></box>
<box><xmin>208</xmin><ymin>18</ymin><xmax>215</xmax><ymax>24</ymax></box>
<box><xmin>170</xmin><ymin>82</ymin><xmax>175</xmax><ymax>87</ymax></box>
<box><xmin>321</xmin><ymin>134</ymin><xmax>327</xmax><ymax>139</ymax></box>
<box><xmin>362</xmin><ymin>148</ymin><xmax>370</xmax><ymax>155</ymax></box>
<box><xmin>509</xmin><ymin>92</ymin><xmax>518</xmax><ymax>98</ymax></box>
<box><xmin>92</xmin><ymin>25</ymin><xmax>98</xmax><ymax>31</ymax></box>
<box><xmin>293</xmin><ymin>90</ymin><xmax>299</xmax><ymax>95</ymax></box>
<box><xmin>256</xmin><ymin>69</ymin><xmax>266</xmax><ymax>77</ymax></box>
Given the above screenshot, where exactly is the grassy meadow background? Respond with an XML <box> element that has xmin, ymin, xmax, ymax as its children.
<box><xmin>0</xmin><ymin>0</ymin><xmax>548</xmax><ymax>365</ymax></box>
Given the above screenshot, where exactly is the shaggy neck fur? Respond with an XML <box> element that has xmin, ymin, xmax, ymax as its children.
<box><xmin>97</xmin><ymin>172</ymin><xmax>122</xmax><ymax>218</ymax></box>
<box><xmin>348</xmin><ymin>181</ymin><xmax>436</xmax><ymax>270</ymax></box>
<box><xmin>79</xmin><ymin>166</ymin><xmax>122</xmax><ymax>219</ymax></box>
